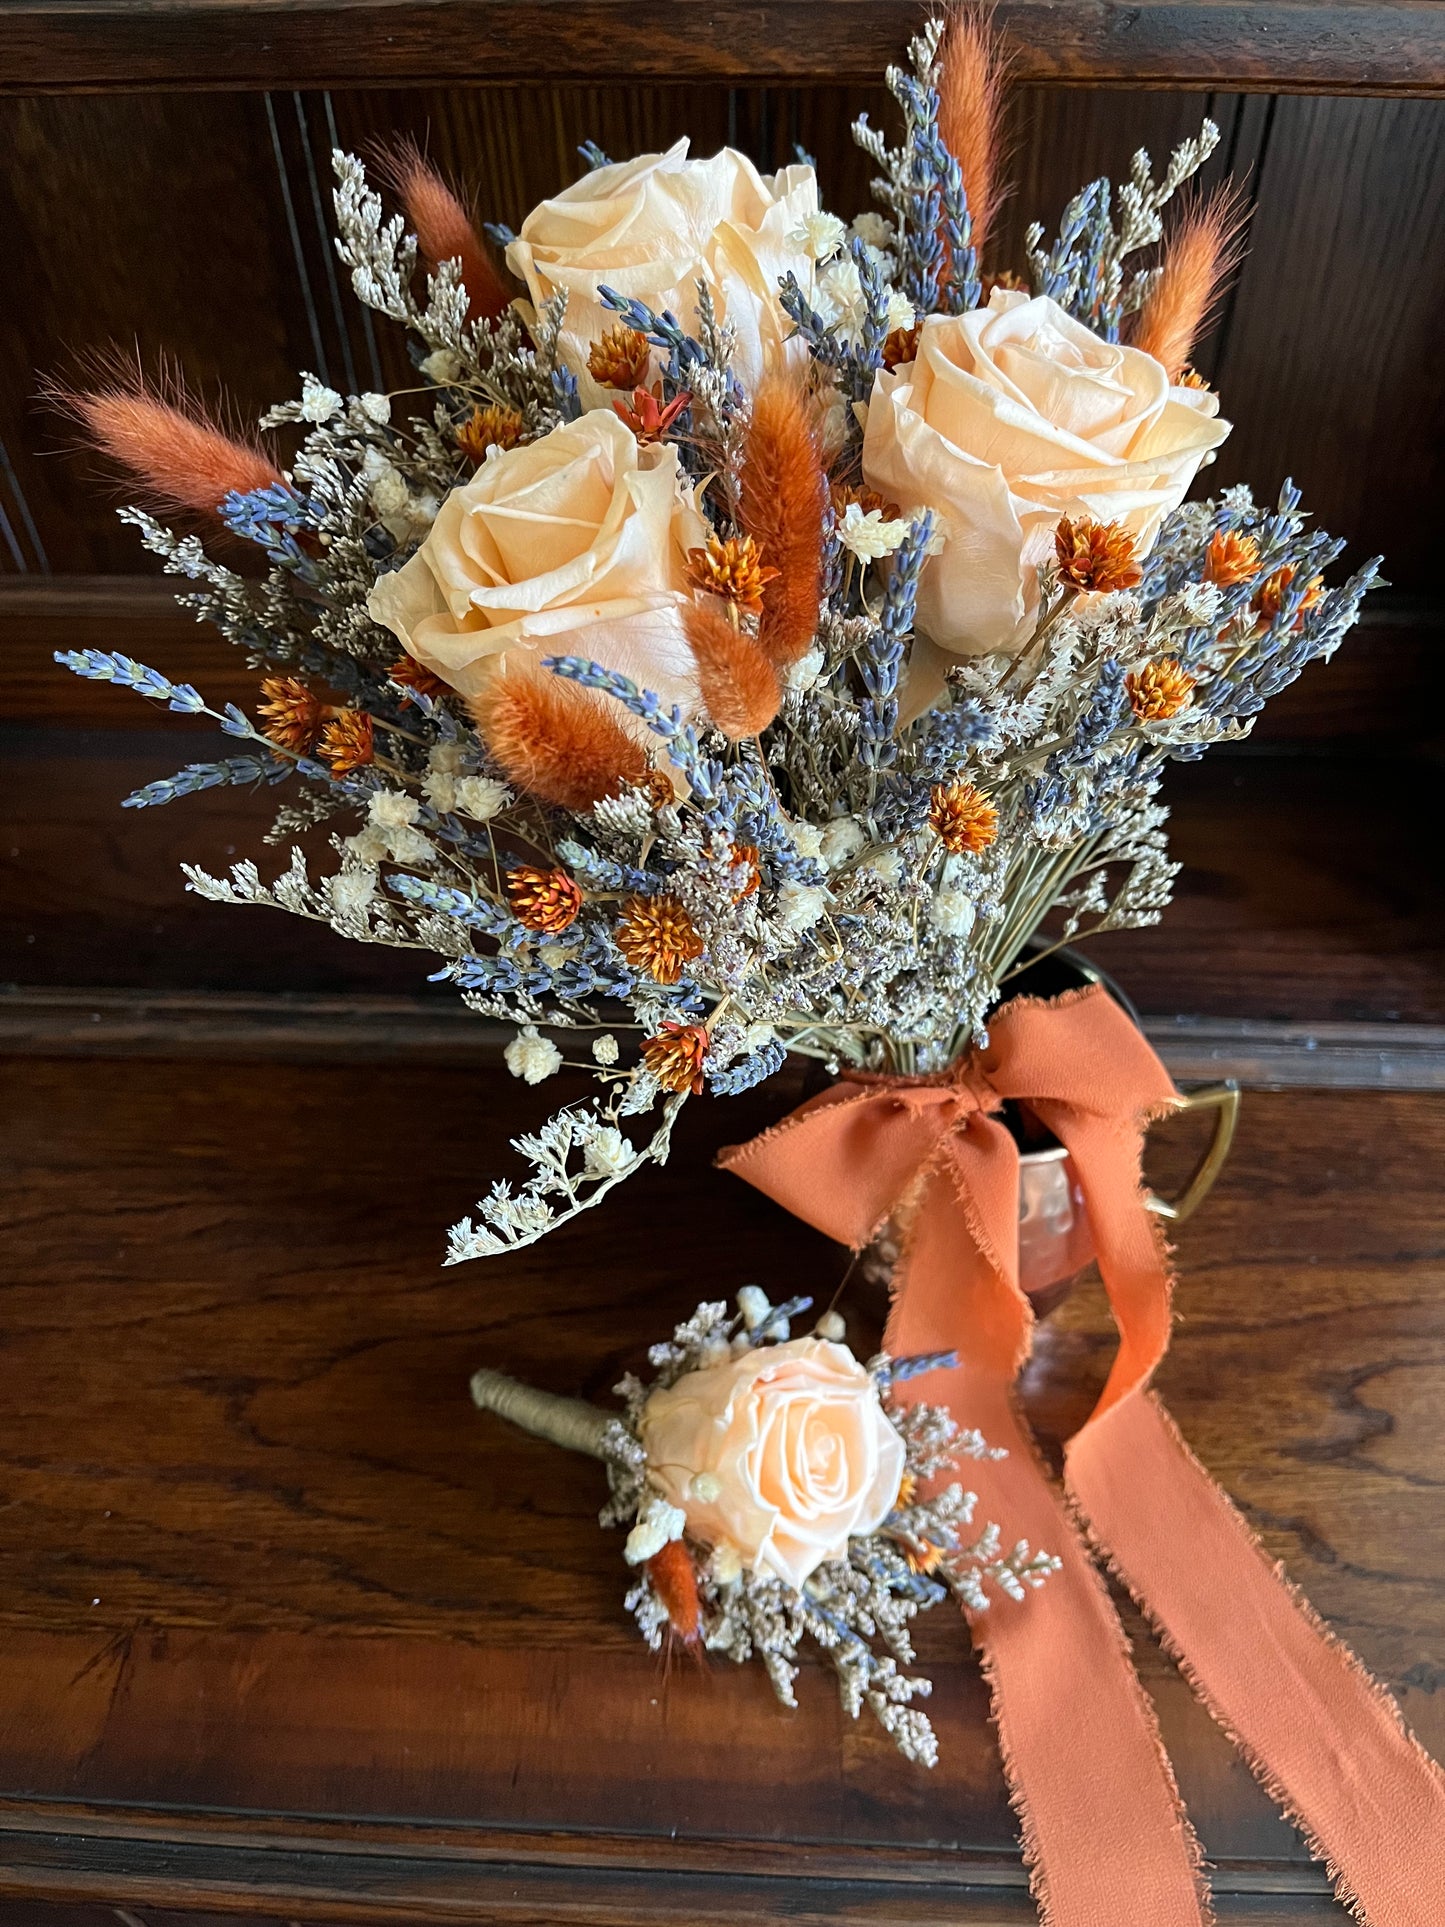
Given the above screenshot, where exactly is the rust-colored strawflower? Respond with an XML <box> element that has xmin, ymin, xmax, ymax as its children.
<box><xmin>257</xmin><ymin>675</ymin><xmax>326</xmax><ymax>755</ymax></box>
<box><xmin>1127</xmin><ymin>658</ymin><xmax>1196</xmax><ymax>722</ymax></box>
<box><xmin>506</xmin><ymin>865</ymin><xmax>583</xmax><ymax>935</ymax></box>
<box><xmin>455</xmin><ymin>403</ymin><xmax>524</xmax><ymax>464</ymax></box>
<box><xmin>1202</xmin><ymin>528</ymin><xmax>1261</xmax><ymax>587</ymax></box>
<box><xmin>615</xmin><ymin>892</ymin><xmax>705</xmax><ymax>985</ymax></box>
<box><xmin>882</xmin><ymin>321</ymin><xmax>922</xmax><ymax>369</ymax></box>
<box><xmin>318</xmin><ymin>708</ymin><xmax>375</xmax><ymax>775</ymax></box>
<box><xmin>613</xmin><ymin>384</ymin><xmax>691</xmax><ymax>443</ymax></box>
<box><xmin>641</xmin><ymin>1021</ymin><xmax>710</xmax><ymax>1095</ymax></box>
<box><xmin>686</xmin><ymin>533</ymin><xmax>780</xmax><ymax>614</ymax></box>
<box><xmin>1253</xmin><ymin>564</ymin><xmax>1324</xmax><ymax>629</ymax></box>
<box><xmin>929</xmin><ymin>781</ymin><xmax>999</xmax><ymax>855</ymax></box>
<box><xmin>586</xmin><ymin>323</ymin><xmax>652</xmax><ymax>391</ymax></box>
<box><xmin>1054</xmin><ymin>516</ymin><xmax>1142</xmax><ymax>593</ymax></box>
<box><xmin>388</xmin><ymin>654</ymin><xmax>451</xmax><ymax>701</ymax></box>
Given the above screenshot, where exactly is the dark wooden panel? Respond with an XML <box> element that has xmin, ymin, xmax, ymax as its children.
<box><xmin>4</xmin><ymin>0</ymin><xmax>1445</xmax><ymax>96</ymax></box>
<box><xmin>1211</xmin><ymin>94</ymin><xmax>1445</xmax><ymax>585</ymax></box>
<box><xmin>5</xmin><ymin>83</ymin><xmax>1443</xmax><ymax>595</ymax></box>
<box><xmin>0</xmin><ymin>92</ymin><xmax>331</xmax><ymax>576</ymax></box>
<box><xmin>4</xmin><ymin>728</ymin><xmax>1440</xmax><ymax>1020</ymax></box>
<box><xmin>7</xmin><ymin>577</ymin><xmax>1438</xmax><ymax>742</ymax></box>
<box><xmin>0</xmin><ymin>1056</ymin><xmax>1438</xmax><ymax>1922</ymax></box>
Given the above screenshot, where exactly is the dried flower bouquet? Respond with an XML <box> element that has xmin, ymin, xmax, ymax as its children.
<box><xmin>57</xmin><ymin>13</ymin><xmax>1378</xmax><ymax>1264</ymax></box>
<box><xmin>470</xmin><ymin>1285</ymin><xmax>1058</xmax><ymax>1765</ymax></box>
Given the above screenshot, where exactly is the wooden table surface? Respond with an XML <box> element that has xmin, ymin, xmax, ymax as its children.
<box><xmin>0</xmin><ymin>1049</ymin><xmax>1440</xmax><ymax>1925</ymax></box>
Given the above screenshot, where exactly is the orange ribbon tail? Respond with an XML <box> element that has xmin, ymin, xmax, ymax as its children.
<box><xmin>720</xmin><ymin>985</ymin><xmax>1445</xmax><ymax>1927</ymax></box>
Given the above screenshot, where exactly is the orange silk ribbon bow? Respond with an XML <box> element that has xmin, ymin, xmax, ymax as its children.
<box><xmin>720</xmin><ymin>985</ymin><xmax>1445</xmax><ymax>1927</ymax></box>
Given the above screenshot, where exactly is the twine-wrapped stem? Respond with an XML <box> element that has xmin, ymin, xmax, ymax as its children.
<box><xmin>470</xmin><ymin>1367</ymin><xmax>616</xmax><ymax>1461</ymax></box>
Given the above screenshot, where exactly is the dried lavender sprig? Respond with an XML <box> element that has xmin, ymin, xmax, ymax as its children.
<box><xmin>123</xmin><ymin>754</ymin><xmax>291</xmax><ymax>810</ymax></box>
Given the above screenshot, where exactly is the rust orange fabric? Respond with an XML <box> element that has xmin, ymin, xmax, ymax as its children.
<box><xmin>720</xmin><ymin>985</ymin><xmax>1445</xmax><ymax>1927</ymax></box>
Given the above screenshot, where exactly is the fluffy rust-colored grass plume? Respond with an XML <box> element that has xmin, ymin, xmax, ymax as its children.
<box><xmin>645</xmin><ymin>1538</ymin><xmax>703</xmax><ymax>1649</ymax></box>
<box><xmin>373</xmin><ymin>138</ymin><xmax>510</xmax><ymax>321</ymax></box>
<box><xmin>470</xmin><ymin>664</ymin><xmax>649</xmax><ymax>811</ymax></box>
<box><xmin>937</xmin><ymin>5</ymin><xmax>1012</xmax><ymax>267</ymax></box>
<box><xmin>49</xmin><ymin>364</ymin><xmax>283</xmax><ymax>517</ymax></box>
<box><xmin>737</xmin><ymin>374</ymin><xmax>827</xmax><ymax>667</ymax></box>
<box><xmin>1132</xmin><ymin>185</ymin><xmax>1248</xmax><ymax>381</ymax></box>
<box><xmin>683</xmin><ymin>600</ymin><xmax>781</xmax><ymax>740</ymax></box>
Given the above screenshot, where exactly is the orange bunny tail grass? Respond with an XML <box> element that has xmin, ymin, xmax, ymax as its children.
<box><xmin>684</xmin><ymin>601</ymin><xmax>781</xmax><ymax>740</ymax></box>
<box><xmin>470</xmin><ymin>664</ymin><xmax>649</xmax><ymax>812</ymax></box>
<box><xmin>736</xmin><ymin>374</ymin><xmax>827</xmax><ymax>668</ymax></box>
<box><xmin>645</xmin><ymin>1538</ymin><xmax>704</xmax><ymax>1654</ymax></box>
<box><xmin>1131</xmin><ymin>184</ymin><xmax>1249</xmax><ymax>381</ymax></box>
<box><xmin>374</xmin><ymin>139</ymin><xmax>510</xmax><ymax>321</ymax></box>
<box><xmin>47</xmin><ymin>364</ymin><xmax>283</xmax><ymax>517</ymax></box>
<box><xmin>937</xmin><ymin>5</ymin><xmax>1013</xmax><ymax>267</ymax></box>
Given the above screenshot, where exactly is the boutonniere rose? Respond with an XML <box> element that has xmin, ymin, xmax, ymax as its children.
<box><xmin>506</xmin><ymin>140</ymin><xmax>821</xmax><ymax>397</ymax></box>
<box><xmin>367</xmin><ymin>408</ymin><xmax>707</xmax><ymax>714</ymax></box>
<box><xmin>638</xmin><ymin>1335</ymin><xmax>907</xmax><ymax>1590</ymax></box>
<box><xmin>862</xmin><ymin>289</ymin><xmax>1230</xmax><ymax>699</ymax></box>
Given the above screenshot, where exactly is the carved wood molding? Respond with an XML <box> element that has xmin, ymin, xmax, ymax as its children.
<box><xmin>2</xmin><ymin>0</ymin><xmax>1444</xmax><ymax>98</ymax></box>
<box><xmin>4</xmin><ymin>986</ymin><xmax>1443</xmax><ymax>1088</ymax></box>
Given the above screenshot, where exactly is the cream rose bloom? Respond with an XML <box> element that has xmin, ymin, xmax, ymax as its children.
<box><xmin>638</xmin><ymin>1337</ymin><xmax>906</xmax><ymax>1591</ymax></box>
<box><xmin>506</xmin><ymin>140</ymin><xmax>819</xmax><ymax>396</ymax></box>
<box><xmin>862</xmin><ymin>289</ymin><xmax>1230</xmax><ymax>692</ymax></box>
<box><xmin>366</xmin><ymin>409</ymin><xmax>707</xmax><ymax>712</ymax></box>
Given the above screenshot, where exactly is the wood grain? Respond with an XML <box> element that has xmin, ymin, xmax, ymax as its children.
<box><xmin>0</xmin><ymin>1056</ymin><xmax>1439</xmax><ymax>1921</ymax></box>
<box><xmin>4</xmin><ymin>734</ymin><xmax>1440</xmax><ymax>1020</ymax></box>
<box><xmin>3</xmin><ymin>0</ymin><xmax>1445</xmax><ymax>96</ymax></box>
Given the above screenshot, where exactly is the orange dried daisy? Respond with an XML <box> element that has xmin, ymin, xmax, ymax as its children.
<box><xmin>455</xmin><ymin>403</ymin><xmax>523</xmax><ymax>464</ymax></box>
<box><xmin>587</xmin><ymin>323</ymin><xmax>652</xmax><ymax>391</ymax></box>
<box><xmin>1178</xmin><ymin>366</ymin><xmax>1212</xmax><ymax>391</ymax></box>
<box><xmin>1127</xmin><ymin>658</ymin><xmax>1195</xmax><ymax>723</ymax></box>
<box><xmin>258</xmin><ymin>675</ymin><xmax>326</xmax><ymax>755</ymax></box>
<box><xmin>1253</xmin><ymin>564</ymin><xmax>1324</xmax><ymax>629</ymax></box>
<box><xmin>506</xmin><ymin>865</ymin><xmax>583</xmax><ymax>935</ymax></box>
<box><xmin>615</xmin><ymin>892</ymin><xmax>705</xmax><ymax>985</ymax></box>
<box><xmin>1054</xmin><ymin>517</ymin><xmax>1143</xmax><ymax>594</ymax></box>
<box><xmin>882</xmin><ymin>321</ymin><xmax>922</xmax><ymax>369</ymax></box>
<box><xmin>929</xmin><ymin>782</ymin><xmax>999</xmax><ymax>855</ymax></box>
<box><xmin>642</xmin><ymin>1022</ymin><xmax>710</xmax><ymax>1095</ymax></box>
<box><xmin>1203</xmin><ymin>529</ymin><xmax>1261</xmax><ymax>588</ymax></box>
<box><xmin>686</xmin><ymin>533</ymin><xmax>780</xmax><ymax>614</ymax></box>
<box><xmin>894</xmin><ymin>1472</ymin><xmax>918</xmax><ymax>1508</ymax></box>
<box><xmin>318</xmin><ymin>708</ymin><xmax>375</xmax><ymax>774</ymax></box>
<box><xmin>388</xmin><ymin>654</ymin><xmax>451</xmax><ymax>701</ymax></box>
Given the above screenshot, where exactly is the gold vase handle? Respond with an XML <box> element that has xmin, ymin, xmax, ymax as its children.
<box><xmin>1144</xmin><ymin>1081</ymin><xmax>1241</xmax><ymax>1224</ymax></box>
